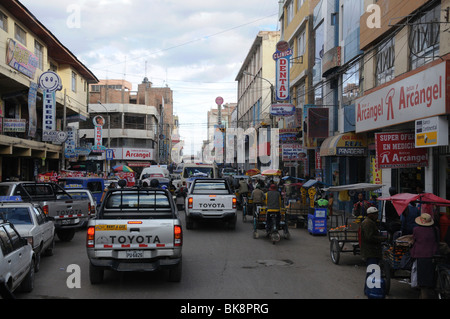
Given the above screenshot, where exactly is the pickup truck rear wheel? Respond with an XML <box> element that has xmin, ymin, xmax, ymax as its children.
<box><xmin>167</xmin><ymin>260</ymin><xmax>182</xmax><ymax>282</ymax></box>
<box><xmin>57</xmin><ymin>229</ymin><xmax>75</xmax><ymax>242</ymax></box>
<box><xmin>89</xmin><ymin>263</ymin><xmax>104</xmax><ymax>284</ymax></box>
<box><xmin>185</xmin><ymin>215</ymin><xmax>194</xmax><ymax>230</ymax></box>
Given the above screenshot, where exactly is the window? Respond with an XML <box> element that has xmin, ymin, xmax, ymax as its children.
<box><xmin>34</xmin><ymin>40</ymin><xmax>44</xmax><ymax>70</ymax></box>
<box><xmin>287</xmin><ymin>1</ymin><xmax>294</xmax><ymax>25</ymax></box>
<box><xmin>14</xmin><ymin>23</ymin><xmax>26</xmax><ymax>45</ymax></box>
<box><xmin>297</xmin><ymin>0</ymin><xmax>304</xmax><ymax>11</ymax></box>
<box><xmin>1</xmin><ymin>208</ymin><xmax>32</xmax><ymax>225</ymax></box>
<box><xmin>342</xmin><ymin>62</ymin><xmax>361</xmax><ymax>105</ymax></box>
<box><xmin>0</xmin><ymin>11</ymin><xmax>8</xmax><ymax>32</ymax></box>
<box><xmin>71</xmin><ymin>71</ymin><xmax>77</xmax><ymax>92</ymax></box>
<box><xmin>409</xmin><ymin>4</ymin><xmax>440</xmax><ymax>69</ymax></box>
<box><xmin>375</xmin><ymin>37</ymin><xmax>395</xmax><ymax>85</ymax></box>
<box><xmin>297</xmin><ymin>30</ymin><xmax>306</xmax><ymax>58</ymax></box>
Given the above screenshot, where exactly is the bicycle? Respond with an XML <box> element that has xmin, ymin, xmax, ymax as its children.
<box><xmin>242</xmin><ymin>194</ymin><xmax>248</xmax><ymax>222</ymax></box>
<box><xmin>434</xmin><ymin>255</ymin><xmax>450</xmax><ymax>299</ymax></box>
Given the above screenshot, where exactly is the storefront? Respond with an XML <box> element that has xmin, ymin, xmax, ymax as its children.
<box><xmin>320</xmin><ymin>132</ymin><xmax>368</xmax><ymax>186</ymax></box>
<box><xmin>355</xmin><ymin>59</ymin><xmax>450</xmax><ymax>199</ymax></box>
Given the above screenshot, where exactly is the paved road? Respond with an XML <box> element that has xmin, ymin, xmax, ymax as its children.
<box><xmin>17</xmin><ymin>211</ymin><xmax>418</xmax><ymax>300</ymax></box>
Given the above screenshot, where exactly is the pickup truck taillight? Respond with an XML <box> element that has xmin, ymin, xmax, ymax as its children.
<box><xmin>232</xmin><ymin>197</ymin><xmax>237</xmax><ymax>209</ymax></box>
<box><xmin>188</xmin><ymin>197</ymin><xmax>193</xmax><ymax>209</ymax></box>
<box><xmin>87</xmin><ymin>226</ymin><xmax>95</xmax><ymax>248</ymax></box>
<box><xmin>88</xmin><ymin>202</ymin><xmax>95</xmax><ymax>216</ymax></box>
<box><xmin>174</xmin><ymin>225</ymin><xmax>182</xmax><ymax>247</ymax></box>
<box><xmin>42</xmin><ymin>205</ymin><xmax>49</xmax><ymax>215</ymax></box>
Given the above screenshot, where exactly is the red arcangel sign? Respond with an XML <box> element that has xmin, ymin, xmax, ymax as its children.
<box><xmin>375</xmin><ymin>132</ymin><xmax>428</xmax><ymax>169</ymax></box>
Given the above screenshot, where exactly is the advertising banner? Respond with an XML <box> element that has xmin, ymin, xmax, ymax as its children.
<box><xmin>6</xmin><ymin>39</ymin><xmax>38</xmax><ymax>79</ymax></box>
<box><xmin>92</xmin><ymin>115</ymin><xmax>105</xmax><ymax>152</ymax></box>
<box><xmin>281</xmin><ymin>143</ymin><xmax>306</xmax><ymax>161</ymax></box>
<box><xmin>375</xmin><ymin>132</ymin><xmax>428</xmax><ymax>169</ymax></box>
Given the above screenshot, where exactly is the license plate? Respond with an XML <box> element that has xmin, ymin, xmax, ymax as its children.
<box><xmin>61</xmin><ymin>218</ymin><xmax>79</xmax><ymax>225</ymax></box>
<box><xmin>126</xmin><ymin>250</ymin><xmax>143</xmax><ymax>259</ymax></box>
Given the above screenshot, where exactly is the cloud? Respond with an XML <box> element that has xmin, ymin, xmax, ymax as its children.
<box><xmin>20</xmin><ymin>0</ymin><xmax>279</xmax><ymax>155</ymax></box>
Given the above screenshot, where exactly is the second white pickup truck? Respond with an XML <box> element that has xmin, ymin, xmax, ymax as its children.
<box><xmin>185</xmin><ymin>178</ymin><xmax>237</xmax><ymax>229</ymax></box>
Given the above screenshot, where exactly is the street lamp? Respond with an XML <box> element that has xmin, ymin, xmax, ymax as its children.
<box><xmin>242</xmin><ymin>71</ymin><xmax>274</xmax><ymax>104</ymax></box>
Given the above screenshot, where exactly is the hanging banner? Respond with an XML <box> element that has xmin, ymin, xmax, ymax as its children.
<box><xmin>92</xmin><ymin>115</ymin><xmax>106</xmax><ymax>152</ymax></box>
<box><xmin>27</xmin><ymin>82</ymin><xmax>38</xmax><ymax>138</ymax></box>
<box><xmin>273</xmin><ymin>41</ymin><xmax>292</xmax><ymax>101</ymax></box>
<box><xmin>375</xmin><ymin>132</ymin><xmax>428</xmax><ymax>169</ymax></box>
<box><xmin>65</xmin><ymin>127</ymin><xmax>77</xmax><ymax>158</ymax></box>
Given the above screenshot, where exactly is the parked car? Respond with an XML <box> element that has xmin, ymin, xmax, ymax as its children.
<box><xmin>0</xmin><ymin>220</ymin><xmax>35</xmax><ymax>299</ymax></box>
<box><xmin>0</xmin><ymin>200</ymin><xmax>55</xmax><ymax>272</ymax></box>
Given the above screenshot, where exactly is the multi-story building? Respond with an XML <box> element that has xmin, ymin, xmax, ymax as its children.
<box><xmin>79</xmin><ymin>77</ymin><xmax>176</xmax><ymax>175</ymax></box>
<box><xmin>356</xmin><ymin>0</ymin><xmax>450</xmax><ymax>200</ymax></box>
<box><xmin>235</xmin><ymin>31</ymin><xmax>280</xmax><ymax>171</ymax></box>
<box><xmin>0</xmin><ymin>0</ymin><xmax>98</xmax><ymax>181</ymax></box>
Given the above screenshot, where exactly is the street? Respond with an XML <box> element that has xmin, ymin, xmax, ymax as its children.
<box><xmin>17</xmin><ymin>210</ymin><xmax>418</xmax><ymax>300</ymax></box>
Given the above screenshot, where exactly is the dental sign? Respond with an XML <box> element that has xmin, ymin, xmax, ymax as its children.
<box><xmin>355</xmin><ymin>61</ymin><xmax>447</xmax><ymax>133</ymax></box>
<box><xmin>273</xmin><ymin>41</ymin><xmax>292</xmax><ymax>101</ymax></box>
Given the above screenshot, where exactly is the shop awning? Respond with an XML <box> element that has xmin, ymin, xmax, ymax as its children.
<box><xmin>319</xmin><ymin>132</ymin><xmax>367</xmax><ymax>157</ymax></box>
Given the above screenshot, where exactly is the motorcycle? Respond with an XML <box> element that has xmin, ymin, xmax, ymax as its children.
<box><xmin>267</xmin><ymin>210</ymin><xmax>281</xmax><ymax>244</ymax></box>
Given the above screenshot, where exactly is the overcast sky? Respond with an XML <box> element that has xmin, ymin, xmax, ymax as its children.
<box><xmin>20</xmin><ymin>0</ymin><xmax>280</xmax><ymax>156</ymax></box>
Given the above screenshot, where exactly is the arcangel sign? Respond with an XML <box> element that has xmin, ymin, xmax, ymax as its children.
<box><xmin>355</xmin><ymin>61</ymin><xmax>447</xmax><ymax>132</ymax></box>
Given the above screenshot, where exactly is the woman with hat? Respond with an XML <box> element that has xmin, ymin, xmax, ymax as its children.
<box><xmin>410</xmin><ymin>213</ymin><xmax>440</xmax><ymax>298</ymax></box>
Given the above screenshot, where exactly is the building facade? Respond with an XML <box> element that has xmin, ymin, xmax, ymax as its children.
<box><xmin>0</xmin><ymin>0</ymin><xmax>98</xmax><ymax>181</ymax></box>
<box><xmin>357</xmin><ymin>0</ymin><xmax>450</xmax><ymax>201</ymax></box>
<box><xmin>78</xmin><ymin>77</ymin><xmax>177</xmax><ymax>175</ymax></box>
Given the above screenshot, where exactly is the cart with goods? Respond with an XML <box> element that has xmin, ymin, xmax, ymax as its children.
<box><xmin>382</xmin><ymin>236</ymin><xmax>412</xmax><ymax>294</ymax></box>
<box><xmin>328</xmin><ymin>217</ymin><xmax>363</xmax><ymax>264</ymax></box>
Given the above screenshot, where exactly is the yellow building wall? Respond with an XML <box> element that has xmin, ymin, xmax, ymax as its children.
<box><xmin>0</xmin><ymin>4</ymin><xmax>89</xmax><ymax>117</ymax></box>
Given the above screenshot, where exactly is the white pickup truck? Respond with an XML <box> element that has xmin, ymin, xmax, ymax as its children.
<box><xmin>86</xmin><ymin>182</ymin><xmax>183</xmax><ymax>284</ymax></box>
<box><xmin>185</xmin><ymin>178</ymin><xmax>237</xmax><ymax>229</ymax></box>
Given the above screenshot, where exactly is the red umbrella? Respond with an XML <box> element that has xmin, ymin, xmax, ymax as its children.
<box><xmin>378</xmin><ymin>193</ymin><xmax>450</xmax><ymax>216</ymax></box>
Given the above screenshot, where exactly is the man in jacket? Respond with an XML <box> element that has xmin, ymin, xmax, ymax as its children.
<box><xmin>360</xmin><ymin>206</ymin><xmax>385</xmax><ymax>266</ymax></box>
<box><xmin>265</xmin><ymin>184</ymin><xmax>282</xmax><ymax>231</ymax></box>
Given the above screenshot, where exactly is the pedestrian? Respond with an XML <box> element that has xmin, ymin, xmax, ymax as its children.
<box><xmin>410</xmin><ymin>213</ymin><xmax>440</xmax><ymax>299</ymax></box>
<box><xmin>327</xmin><ymin>193</ymin><xmax>334</xmax><ymax>216</ymax></box>
<box><xmin>352</xmin><ymin>192</ymin><xmax>369</xmax><ymax>217</ymax></box>
<box><xmin>384</xmin><ymin>187</ymin><xmax>401</xmax><ymax>240</ymax></box>
<box><xmin>360</xmin><ymin>207</ymin><xmax>385</xmax><ymax>266</ymax></box>
<box><xmin>100</xmin><ymin>182</ymin><xmax>116</xmax><ymax>203</ymax></box>
<box><xmin>401</xmin><ymin>203</ymin><xmax>420</xmax><ymax>235</ymax></box>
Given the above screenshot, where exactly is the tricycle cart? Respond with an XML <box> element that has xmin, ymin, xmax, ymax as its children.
<box><xmin>382</xmin><ymin>239</ymin><xmax>411</xmax><ymax>295</ymax></box>
<box><xmin>328</xmin><ymin>218</ymin><xmax>362</xmax><ymax>264</ymax></box>
<box><xmin>252</xmin><ymin>206</ymin><xmax>290</xmax><ymax>244</ymax></box>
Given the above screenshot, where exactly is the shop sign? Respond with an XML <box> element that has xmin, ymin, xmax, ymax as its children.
<box><xmin>108</xmin><ymin>148</ymin><xmax>154</xmax><ymax>160</ymax></box>
<box><xmin>6</xmin><ymin>39</ymin><xmax>38</xmax><ymax>79</ymax></box>
<box><xmin>375</xmin><ymin>132</ymin><xmax>428</xmax><ymax>169</ymax></box>
<box><xmin>3</xmin><ymin>119</ymin><xmax>26</xmax><ymax>132</ymax></box>
<box><xmin>415</xmin><ymin>116</ymin><xmax>448</xmax><ymax>148</ymax></box>
<box><xmin>355</xmin><ymin>61</ymin><xmax>447</xmax><ymax>133</ymax></box>
<box><xmin>282</xmin><ymin>144</ymin><xmax>306</xmax><ymax>161</ymax></box>
<box><xmin>273</xmin><ymin>41</ymin><xmax>292</xmax><ymax>101</ymax></box>
<box><xmin>279</xmin><ymin>128</ymin><xmax>300</xmax><ymax>144</ymax></box>
<box><xmin>270</xmin><ymin>103</ymin><xmax>295</xmax><ymax>116</ymax></box>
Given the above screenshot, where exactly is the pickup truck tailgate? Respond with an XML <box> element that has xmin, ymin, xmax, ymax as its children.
<box><xmin>92</xmin><ymin>220</ymin><xmax>177</xmax><ymax>253</ymax></box>
<box><xmin>190</xmin><ymin>195</ymin><xmax>234</xmax><ymax>210</ymax></box>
